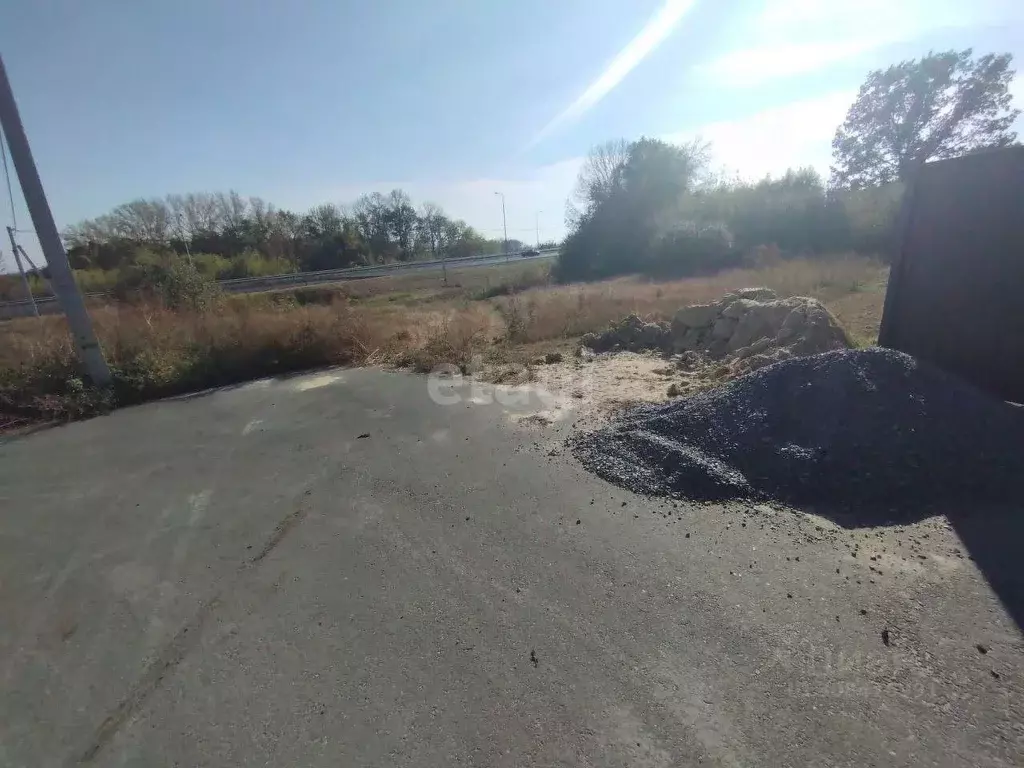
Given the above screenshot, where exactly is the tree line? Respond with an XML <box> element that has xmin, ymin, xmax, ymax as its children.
<box><xmin>0</xmin><ymin>187</ymin><xmax>539</xmax><ymax>300</ymax></box>
<box><xmin>556</xmin><ymin>49</ymin><xmax>1019</xmax><ymax>282</ymax></box>
<box><xmin>60</xmin><ymin>189</ymin><xmax>524</xmax><ymax>278</ymax></box>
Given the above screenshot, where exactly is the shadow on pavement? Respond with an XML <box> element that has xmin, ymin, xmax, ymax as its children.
<box><xmin>789</xmin><ymin>496</ymin><xmax>1024</xmax><ymax>632</ymax></box>
<box><xmin>947</xmin><ymin>505</ymin><xmax>1024</xmax><ymax>632</ymax></box>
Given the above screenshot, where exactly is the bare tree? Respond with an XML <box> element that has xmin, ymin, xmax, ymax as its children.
<box><xmin>417</xmin><ymin>202</ymin><xmax>446</xmax><ymax>257</ymax></box>
<box><xmin>246</xmin><ymin>196</ymin><xmax>276</xmax><ymax>242</ymax></box>
<box><xmin>107</xmin><ymin>199</ymin><xmax>173</xmax><ymax>242</ymax></box>
<box><xmin>216</xmin><ymin>190</ymin><xmax>249</xmax><ymax>231</ymax></box>
<box><xmin>180</xmin><ymin>193</ymin><xmax>224</xmax><ymax>235</ymax></box>
<box><xmin>566</xmin><ymin>139</ymin><xmax>630</xmax><ymax>228</ymax></box>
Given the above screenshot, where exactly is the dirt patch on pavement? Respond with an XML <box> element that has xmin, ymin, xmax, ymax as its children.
<box><xmin>476</xmin><ymin>352</ymin><xmax>673</xmax><ymax>431</ymax></box>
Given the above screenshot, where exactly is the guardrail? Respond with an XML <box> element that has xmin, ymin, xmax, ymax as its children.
<box><xmin>0</xmin><ymin>247</ymin><xmax>560</xmax><ymax>319</ymax></box>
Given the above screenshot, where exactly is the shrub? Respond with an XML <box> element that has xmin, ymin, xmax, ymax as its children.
<box><xmin>646</xmin><ymin>223</ymin><xmax>741</xmax><ymax>278</ymax></box>
<box><xmin>113</xmin><ymin>258</ymin><xmax>221</xmax><ymax>310</ymax></box>
<box><xmin>553</xmin><ymin>218</ymin><xmax>638</xmax><ymax>283</ymax></box>
<box><xmin>220</xmin><ymin>249</ymin><xmax>294</xmax><ymax>279</ymax></box>
<box><xmin>686</xmin><ymin>169</ymin><xmax>851</xmax><ymax>254</ymax></box>
<box><xmin>473</xmin><ymin>264</ymin><xmax>551</xmax><ymax>299</ymax></box>
<box><xmin>73</xmin><ymin>268</ymin><xmax>119</xmax><ymax>294</ymax></box>
<box><xmin>290</xmin><ymin>286</ymin><xmax>348</xmax><ymax>306</ymax></box>
<box><xmin>191</xmin><ymin>252</ymin><xmax>232</xmax><ymax>279</ymax></box>
<box><xmin>398</xmin><ymin>312</ymin><xmax>490</xmax><ymax>373</ymax></box>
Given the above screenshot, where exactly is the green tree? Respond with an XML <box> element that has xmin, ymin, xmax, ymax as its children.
<box><xmin>831</xmin><ymin>49</ymin><xmax>1020</xmax><ymax>188</ymax></box>
<box><xmin>556</xmin><ymin>137</ymin><xmax>709</xmax><ymax>281</ymax></box>
<box><xmin>690</xmin><ymin>169</ymin><xmax>847</xmax><ymax>253</ymax></box>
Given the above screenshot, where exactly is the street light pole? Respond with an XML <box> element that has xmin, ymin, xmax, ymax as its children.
<box><xmin>494</xmin><ymin>191</ymin><xmax>508</xmax><ymax>261</ymax></box>
<box><xmin>0</xmin><ymin>54</ymin><xmax>110</xmax><ymax>384</ymax></box>
<box><xmin>535</xmin><ymin>210</ymin><xmax>542</xmax><ymax>249</ymax></box>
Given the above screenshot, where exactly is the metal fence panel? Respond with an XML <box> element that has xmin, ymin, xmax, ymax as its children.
<box><xmin>879</xmin><ymin>146</ymin><xmax>1024</xmax><ymax>402</ymax></box>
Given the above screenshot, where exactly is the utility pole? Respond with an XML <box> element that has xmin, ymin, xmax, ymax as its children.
<box><xmin>0</xmin><ymin>54</ymin><xmax>110</xmax><ymax>384</ymax></box>
<box><xmin>494</xmin><ymin>191</ymin><xmax>508</xmax><ymax>262</ymax></box>
<box><xmin>6</xmin><ymin>225</ymin><xmax>37</xmax><ymax>316</ymax></box>
<box><xmin>18</xmin><ymin>243</ymin><xmax>43</xmax><ymax>273</ymax></box>
<box><xmin>17</xmin><ymin>241</ymin><xmax>50</xmax><ymax>295</ymax></box>
<box><xmin>535</xmin><ymin>210</ymin><xmax>542</xmax><ymax>249</ymax></box>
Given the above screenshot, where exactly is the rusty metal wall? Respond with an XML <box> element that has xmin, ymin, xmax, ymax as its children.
<box><xmin>879</xmin><ymin>146</ymin><xmax>1024</xmax><ymax>403</ymax></box>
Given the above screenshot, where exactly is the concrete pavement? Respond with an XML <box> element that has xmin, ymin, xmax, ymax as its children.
<box><xmin>1</xmin><ymin>367</ymin><xmax>1021</xmax><ymax>766</ymax></box>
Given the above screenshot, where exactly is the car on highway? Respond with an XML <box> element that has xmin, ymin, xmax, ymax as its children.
<box><xmin>521</xmin><ymin>248</ymin><xmax>540</xmax><ymax>257</ymax></box>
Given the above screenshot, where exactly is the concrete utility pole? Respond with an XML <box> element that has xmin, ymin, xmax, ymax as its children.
<box><xmin>0</xmin><ymin>54</ymin><xmax>110</xmax><ymax>384</ymax></box>
<box><xmin>6</xmin><ymin>225</ymin><xmax>37</xmax><ymax>316</ymax></box>
<box><xmin>494</xmin><ymin>191</ymin><xmax>508</xmax><ymax>262</ymax></box>
<box><xmin>535</xmin><ymin>210</ymin><xmax>542</xmax><ymax>248</ymax></box>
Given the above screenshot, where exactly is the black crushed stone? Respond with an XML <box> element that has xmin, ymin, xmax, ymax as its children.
<box><xmin>570</xmin><ymin>348</ymin><xmax>1024</xmax><ymax>522</ymax></box>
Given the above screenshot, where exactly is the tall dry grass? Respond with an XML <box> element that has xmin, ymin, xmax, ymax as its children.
<box><xmin>0</xmin><ymin>298</ymin><xmax>496</xmax><ymax>425</ymax></box>
<box><xmin>1</xmin><ymin>256</ymin><xmax>887</xmax><ymax>426</ymax></box>
<box><xmin>493</xmin><ymin>256</ymin><xmax>887</xmax><ymax>344</ymax></box>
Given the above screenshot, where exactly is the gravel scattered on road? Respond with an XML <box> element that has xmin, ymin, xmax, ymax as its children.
<box><xmin>570</xmin><ymin>348</ymin><xmax>1024</xmax><ymax>522</ymax></box>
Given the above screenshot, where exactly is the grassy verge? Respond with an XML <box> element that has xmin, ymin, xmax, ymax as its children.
<box><xmin>491</xmin><ymin>256</ymin><xmax>888</xmax><ymax>346</ymax></box>
<box><xmin>0</xmin><ymin>256</ymin><xmax>887</xmax><ymax>427</ymax></box>
<box><xmin>0</xmin><ymin>299</ymin><xmax>498</xmax><ymax>426</ymax></box>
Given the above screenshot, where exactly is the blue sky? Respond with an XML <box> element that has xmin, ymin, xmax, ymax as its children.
<box><xmin>1</xmin><ymin>0</ymin><xmax>1021</xmax><ymax>264</ymax></box>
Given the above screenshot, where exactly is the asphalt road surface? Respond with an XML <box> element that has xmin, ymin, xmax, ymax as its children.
<box><xmin>1</xmin><ymin>368</ymin><xmax>1021</xmax><ymax>766</ymax></box>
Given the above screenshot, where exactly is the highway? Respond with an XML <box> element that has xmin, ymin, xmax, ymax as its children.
<box><xmin>0</xmin><ymin>247</ymin><xmax>558</xmax><ymax>319</ymax></box>
<box><xmin>1</xmin><ymin>367</ymin><xmax>1020</xmax><ymax>766</ymax></box>
<box><xmin>216</xmin><ymin>247</ymin><xmax>557</xmax><ymax>293</ymax></box>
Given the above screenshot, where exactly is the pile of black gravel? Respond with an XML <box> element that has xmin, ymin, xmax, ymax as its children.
<box><xmin>571</xmin><ymin>348</ymin><xmax>1024</xmax><ymax>520</ymax></box>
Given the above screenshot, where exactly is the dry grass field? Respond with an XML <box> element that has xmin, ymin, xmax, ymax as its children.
<box><xmin>0</xmin><ymin>256</ymin><xmax>888</xmax><ymax>426</ymax></box>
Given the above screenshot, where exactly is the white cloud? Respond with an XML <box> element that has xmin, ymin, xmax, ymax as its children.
<box><xmin>702</xmin><ymin>0</ymin><xmax>990</xmax><ymax>86</ymax></box>
<box><xmin>665</xmin><ymin>90</ymin><xmax>855</xmax><ymax>180</ymax></box>
<box><xmin>701</xmin><ymin>40</ymin><xmax>881</xmax><ymax>86</ymax></box>
<box><xmin>755</xmin><ymin>0</ymin><xmax>969</xmax><ymax>39</ymax></box>
<box><xmin>524</xmin><ymin>0</ymin><xmax>697</xmax><ymax>150</ymax></box>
